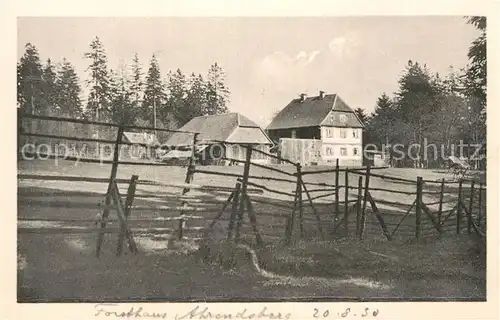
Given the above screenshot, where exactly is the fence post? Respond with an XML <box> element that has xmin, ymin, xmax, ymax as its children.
<box><xmin>467</xmin><ymin>181</ymin><xmax>475</xmax><ymax>234</ymax></box>
<box><xmin>296</xmin><ymin>163</ymin><xmax>304</xmax><ymax>238</ymax></box>
<box><xmin>235</xmin><ymin>144</ymin><xmax>252</xmax><ymax>242</ymax></box>
<box><xmin>96</xmin><ymin>125</ymin><xmax>124</xmax><ymax>257</ymax></box>
<box><xmin>359</xmin><ymin>165</ymin><xmax>371</xmax><ymax>240</ymax></box>
<box><xmin>456</xmin><ymin>180</ymin><xmax>463</xmax><ymax>234</ymax></box>
<box><xmin>116</xmin><ymin>174</ymin><xmax>139</xmax><ymax>256</ymax></box>
<box><xmin>285</xmin><ymin>171</ymin><xmax>300</xmax><ymax>243</ymax></box>
<box><xmin>178</xmin><ymin>132</ymin><xmax>200</xmax><ymax>240</ymax></box>
<box><xmin>438</xmin><ymin>178</ymin><xmax>445</xmax><ymax>225</ymax></box>
<box><xmin>344</xmin><ymin>168</ymin><xmax>349</xmax><ymax>236</ymax></box>
<box><xmin>228</xmin><ymin>183</ymin><xmax>242</xmax><ymax>240</ymax></box>
<box><xmin>334</xmin><ymin>158</ymin><xmax>340</xmax><ymax>223</ymax></box>
<box><xmin>356</xmin><ymin>176</ymin><xmax>363</xmax><ymax>237</ymax></box>
<box><xmin>415</xmin><ymin>176</ymin><xmax>423</xmax><ymax>241</ymax></box>
<box><xmin>477</xmin><ymin>183</ymin><xmax>483</xmax><ymax>228</ymax></box>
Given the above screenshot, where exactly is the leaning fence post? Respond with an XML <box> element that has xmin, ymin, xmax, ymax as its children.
<box><xmin>116</xmin><ymin>174</ymin><xmax>139</xmax><ymax>256</ymax></box>
<box><xmin>228</xmin><ymin>183</ymin><xmax>242</xmax><ymax>240</ymax></box>
<box><xmin>178</xmin><ymin>132</ymin><xmax>200</xmax><ymax>240</ymax></box>
<box><xmin>415</xmin><ymin>176</ymin><xmax>423</xmax><ymax>240</ymax></box>
<box><xmin>438</xmin><ymin>178</ymin><xmax>445</xmax><ymax>225</ymax></box>
<box><xmin>477</xmin><ymin>183</ymin><xmax>483</xmax><ymax>228</ymax></box>
<box><xmin>359</xmin><ymin>165</ymin><xmax>371</xmax><ymax>240</ymax></box>
<box><xmin>334</xmin><ymin>158</ymin><xmax>340</xmax><ymax>223</ymax></box>
<box><xmin>467</xmin><ymin>181</ymin><xmax>475</xmax><ymax>234</ymax></box>
<box><xmin>356</xmin><ymin>176</ymin><xmax>363</xmax><ymax>237</ymax></box>
<box><xmin>296</xmin><ymin>162</ymin><xmax>304</xmax><ymax>238</ymax></box>
<box><xmin>235</xmin><ymin>144</ymin><xmax>252</xmax><ymax>242</ymax></box>
<box><xmin>456</xmin><ymin>180</ymin><xmax>463</xmax><ymax>234</ymax></box>
<box><xmin>96</xmin><ymin>125</ymin><xmax>124</xmax><ymax>257</ymax></box>
<box><xmin>285</xmin><ymin>171</ymin><xmax>300</xmax><ymax>243</ymax></box>
<box><xmin>343</xmin><ymin>168</ymin><xmax>349</xmax><ymax>236</ymax></box>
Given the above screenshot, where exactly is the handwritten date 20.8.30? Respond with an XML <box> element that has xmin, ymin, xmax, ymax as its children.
<box><xmin>313</xmin><ymin>307</ymin><xmax>379</xmax><ymax>319</ymax></box>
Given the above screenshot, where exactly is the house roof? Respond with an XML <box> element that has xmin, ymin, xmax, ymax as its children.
<box><xmin>122</xmin><ymin>132</ymin><xmax>160</xmax><ymax>146</ymax></box>
<box><xmin>165</xmin><ymin>113</ymin><xmax>273</xmax><ymax>146</ymax></box>
<box><xmin>266</xmin><ymin>93</ymin><xmax>364</xmax><ymax>130</ymax></box>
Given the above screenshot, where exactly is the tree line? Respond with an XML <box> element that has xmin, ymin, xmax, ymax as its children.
<box><xmin>17</xmin><ymin>36</ymin><xmax>230</xmax><ymax>143</ymax></box>
<box><xmin>354</xmin><ymin>17</ymin><xmax>486</xmax><ymax>169</ymax></box>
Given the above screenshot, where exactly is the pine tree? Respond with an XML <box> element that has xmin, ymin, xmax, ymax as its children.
<box><xmin>84</xmin><ymin>36</ymin><xmax>111</xmax><ymax>121</ymax></box>
<box><xmin>205</xmin><ymin>62</ymin><xmax>230</xmax><ymax>115</ymax></box>
<box><xmin>17</xmin><ymin>43</ymin><xmax>44</xmax><ymax>115</ymax></box>
<box><xmin>183</xmin><ymin>73</ymin><xmax>207</xmax><ymax>123</ymax></box>
<box><xmin>41</xmin><ymin>58</ymin><xmax>57</xmax><ymax>114</ymax></box>
<box><xmin>54</xmin><ymin>58</ymin><xmax>83</xmax><ymax>117</ymax></box>
<box><xmin>130</xmin><ymin>53</ymin><xmax>144</xmax><ymax>108</ymax></box>
<box><xmin>367</xmin><ymin>93</ymin><xmax>396</xmax><ymax>147</ymax></box>
<box><xmin>166</xmin><ymin>69</ymin><xmax>188</xmax><ymax>124</ymax></box>
<box><xmin>142</xmin><ymin>54</ymin><xmax>166</xmax><ymax>128</ymax></box>
<box><xmin>110</xmin><ymin>63</ymin><xmax>135</xmax><ymax>125</ymax></box>
<box><xmin>354</xmin><ymin>108</ymin><xmax>367</xmax><ymax>124</ymax></box>
<box><xmin>395</xmin><ymin>60</ymin><xmax>440</xmax><ymax>167</ymax></box>
<box><xmin>464</xmin><ymin>16</ymin><xmax>486</xmax><ymax>109</ymax></box>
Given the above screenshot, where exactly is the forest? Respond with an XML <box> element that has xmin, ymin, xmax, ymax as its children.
<box><xmin>17</xmin><ymin>36</ymin><xmax>231</xmax><ymax>144</ymax></box>
<box><xmin>17</xmin><ymin>17</ymin><xmax>486</xmax><ymax>169</ymax></box>
<box><xmin>355</xmin><ymin>17</ymin><xmax>486</xmax><ymax>169</ymax></box>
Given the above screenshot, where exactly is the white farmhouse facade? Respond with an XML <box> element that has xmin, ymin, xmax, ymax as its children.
<box><xmin>266</xmin><ymin>92</ymin><xmax>364</xmax><ymax>166</ymax></box>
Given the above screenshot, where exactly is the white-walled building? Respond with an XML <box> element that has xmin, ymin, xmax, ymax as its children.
<box><xmin>266</xmin><ymin>92</ymin><xmax>365</xmax><ymax>166</ymax></box>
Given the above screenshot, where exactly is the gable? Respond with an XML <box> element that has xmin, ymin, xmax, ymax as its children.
<box><xmin>165</xmin><ymin>113</ymin><xmax>271</xmax><ymax>146</ymax></box>
<box><xmin>320</xmin><ymin>110</ymin><xmax>364</xmax><ymax>128</ymax></box>
<box><xmin>266</xmin><ymin>93</ymin><xmax>362</xmax><ymax>130</ymax></box>
<box><xmin>266</xmin><ymin>94</ymin><xmax>336</xmax><ymax>130</ymax></box>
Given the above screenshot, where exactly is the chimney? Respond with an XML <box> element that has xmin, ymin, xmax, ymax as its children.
<box><xmin>319</xmin><ymin>91</ymin><xmax>325</xmax><ymax>99</ymax></box>
<box><xmin>300</xmin><ymin>93</ymin><xmax>307</xmax><ymax>102</ymax></box>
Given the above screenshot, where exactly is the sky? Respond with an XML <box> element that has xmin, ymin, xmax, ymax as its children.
<box><xmin>17</xmin><ymin>17</ymin><xmax>480</xmax><ymax>127</ymax></box>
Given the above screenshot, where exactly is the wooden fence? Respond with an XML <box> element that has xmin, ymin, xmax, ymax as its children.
<box><xmin>17</xmin><ymin>112</ymin><xmax>487</xmax><ymax>258</ymax></box>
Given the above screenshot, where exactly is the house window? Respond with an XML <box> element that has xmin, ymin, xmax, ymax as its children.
<box><xmin>232</xmin><ymin>145</ymin><xmax>240</xmax><ymax>160</ymax></box>
<box><xmin>353</xmin><ymin>147</ymin><xmax>358</xmax><ymax>155</ymax></box>
<box><xmin>326</xmin><ymin>147</ymin><xmax>333</xmax><ymax>156</ymax></box>
<box><xmin>353</xmin><ymin>130</ymin><xmax>358</xmax><ymax>138</ymax></box>
<box><xmin>340</xmin><ymin>148</ymin><xmax>347</xmax><ymax>156</ymax></box>
<box><xmin>340</xmin><ymin>129</ymin><xmax>347</xmax><ymax>139</ymax></box>
<box><xmin>326</xmin><ymin>128</ymin><xmax>333</xmax><ymax>138</ymax></box>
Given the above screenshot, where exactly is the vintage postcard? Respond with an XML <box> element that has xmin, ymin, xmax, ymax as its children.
<box><xmin>3</xmin><ymin>1</ymin><xmax>499</xmax><ymax>319</ymax></box>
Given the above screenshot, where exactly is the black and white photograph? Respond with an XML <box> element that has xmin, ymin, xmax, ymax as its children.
<box><xmin>12</xmin><ymin>9</ymin><xmax>495</xmax><ymax>316</ymax></box>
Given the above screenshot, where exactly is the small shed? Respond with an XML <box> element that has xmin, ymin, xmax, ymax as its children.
<box><xmin>122</xmin><ymin>132</ymin><xmax>160</xmax><ymax>160</ymax></box>
<box><xmin>363</xmin><ymin>150</ymin><xmax>388</xmax><ymax>167</ymax></box>
<box><xmin>164</xmin><ymin>113</ymin><xmax>273</xmax><ymax>165</ymax></box>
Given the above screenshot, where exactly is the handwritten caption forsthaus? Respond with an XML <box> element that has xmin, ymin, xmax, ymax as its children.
<box><xmin>94</xmin><ymin>304</ymin><xmax>292</xmax><ymax>320</ymax></box>
<box><xmin>94</xmin><ymin>304</ymin><xmax>380</xmax><ymax>320</ymax></box>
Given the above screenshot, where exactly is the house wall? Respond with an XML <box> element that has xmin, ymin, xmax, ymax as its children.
<box><xmin>279</xmin><ymin>138</ymin><xmax>322</xmax><ymax>165</ymax></box>
<box><xmin>320</xmin><ymin>126</ymin><xmax>363</xmax><ymax>166</ymax></box>
<box><xmin>267</xmin><ymin>126</ymin><xmax>321</xmax><ymax>142</ymax></box>
<box><xmin>225</xmin><ymin>143</ymin><xmax>271</xmax><ymax>164</ymax></box>
<box><xmin>268</xmin><ymin>126</ymin><xmax>363</xmax><ymax>166</ymax></box>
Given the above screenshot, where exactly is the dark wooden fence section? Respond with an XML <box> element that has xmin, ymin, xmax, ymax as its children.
<box><xmin>17</xmin><ymin>113</ymin><xmax>487</xmax><ymax>257</ymax></box>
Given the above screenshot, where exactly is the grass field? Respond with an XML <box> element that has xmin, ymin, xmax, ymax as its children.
<box><xmin>17</xmin><ymin>159</ymin><xmax>486</xmax><ymax>301</ymax></box>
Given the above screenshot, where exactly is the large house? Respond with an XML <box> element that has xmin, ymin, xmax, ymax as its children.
<box><xmin>266</xmin><ymin>92</ymin><xmax>365</xmax><ymax>166</ymax></box>
<box><xmin>164</xmin><ymin>113</ymin><xmax>273</xmax><ymax>165</ymax></box>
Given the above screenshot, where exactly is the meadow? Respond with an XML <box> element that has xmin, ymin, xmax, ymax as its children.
<box><xmin>17</xmin><ymin>159</ymin><xmax>486</xmax><ymax>302</ymax></box>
